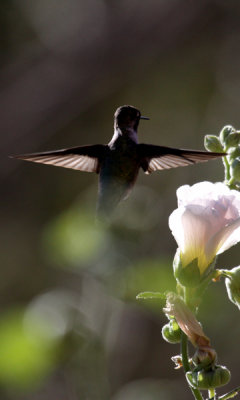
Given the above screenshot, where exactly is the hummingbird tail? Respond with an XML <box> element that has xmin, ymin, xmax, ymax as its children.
<box><xmin>96</xmin><ymin>182</ymin><xmax>131</xmax><ymax>220</ymax></box>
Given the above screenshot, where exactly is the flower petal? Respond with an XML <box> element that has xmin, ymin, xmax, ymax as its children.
<box><xmin>214</xmin><ymin>218</ymin><xmax>240</xmax><ymax>254</ymax></box>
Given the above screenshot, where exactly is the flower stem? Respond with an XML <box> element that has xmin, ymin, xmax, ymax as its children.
<box><xmin>219</xmin><ymin>269</ymin><xmax>233</xmax><ymax>279</ymax></box>
<box><xmin>181</xmin><ymin>332</ymin><xmax>203</xmax><ymax>400</ymax></box>
<box><xmin>181</xmin><ymin>331</ymin><xmax>190</xmax><ymax>371</ymax></box>
<box><xmin>208</xmin><ymin>388</ymin><xmax>216</xmax><ymax>399</ymax></box>
<box><xmin>219</xmin><ymin>386</ymin><xmax>240</xmax><ymax>399</ymax></box>
<box><xmin>223</xmin><ymin>155</ymin><xmax>230</xmax><ymax>182</ymax></box>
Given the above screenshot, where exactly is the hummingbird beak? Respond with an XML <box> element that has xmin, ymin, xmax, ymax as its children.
<box><xmin>140</xmin><ymin>116</ymin><xmax>150</xmax><ymax>120</ymax></box>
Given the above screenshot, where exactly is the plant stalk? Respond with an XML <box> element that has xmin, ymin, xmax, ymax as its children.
<box><xmin>181</xmin><ymin>332</ymin><xmax>203</xmax><ymax>400</ymax></box>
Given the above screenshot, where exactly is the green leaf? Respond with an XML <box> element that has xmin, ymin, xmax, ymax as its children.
<box><xmin>136</xmin><ymin>291</ymin><xmax>166</xmax><ymax>300</ymax></box>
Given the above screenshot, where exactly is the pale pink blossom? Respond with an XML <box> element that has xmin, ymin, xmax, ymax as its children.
<box><xmin>169</xmin><ymin>182</ymin><xmax>240</xmax><ymax>273</ymax></box>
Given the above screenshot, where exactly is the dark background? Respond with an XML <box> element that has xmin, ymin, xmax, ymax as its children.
<box><xmin>1</xmin><ymin>1</ymin><xmax>240</xmax><ymax>399</ymax></box>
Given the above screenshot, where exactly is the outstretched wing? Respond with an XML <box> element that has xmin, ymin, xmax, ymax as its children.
<box><xmin>138</xmin><ymin>144</ymin><xmax>225</xmax><ymax>174</ymax></box>
<box><xmin>11</xmin><ymin>144</ymin><xmax>108</xmax><ymax>173</ymax></box>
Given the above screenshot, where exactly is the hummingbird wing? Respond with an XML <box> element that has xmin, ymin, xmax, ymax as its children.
<box><xmin>11</xmin><ymin>144</ymin><xmax>107</xmax><ymax>173</ymax></box>
<box><xmin>138</xmin><ymin>144</ymin><xmax>224</xmax><ymax>174</ymax></box>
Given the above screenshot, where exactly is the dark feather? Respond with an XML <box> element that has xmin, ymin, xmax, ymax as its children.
<box><xmin>11</xmin><ymin>144</ymin><xmax>108</xmax><ymax>173</ymax></box>
<box><xmin>138</xmin><ymin>144</ymin><xmax>225</xmax><ymax>173</ymax></box>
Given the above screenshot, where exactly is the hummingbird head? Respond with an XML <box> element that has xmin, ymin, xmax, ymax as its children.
<box><xmin>114</xmin><ymin>105</ymin><xmax>149</xmax><ymax>131</ymax></box>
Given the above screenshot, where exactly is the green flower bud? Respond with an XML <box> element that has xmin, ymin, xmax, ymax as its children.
<box><xmin>225</xmin><ymin>266</ymin><xmax>240</xmax><ymax>309</ymax></box>
<box><xmin>204</xmin><ymin>135</ymin><xmax>223</xmax><ymax>153</ymax></box>
<box><xmin>219</xmin><ymin>125</ymin><xmax>235</xmax><ymax>146</ymax></box>
<box><xmin>225</xmin><ymin>132</ymin><xmax>240</xmax><ymax>148</ymax></box>
<box><xmin>230</xmin><ymin>157</ymin><xmax>240</xmax><ymax>182</ymax></box>
<box><xmin>227</xmin><ymin>146</ymin><xmax>240</xmax><ymax>163</ymax></box>
<box><xmin>162</xmin><ymin>319</ymin><xmax>181</xmax><ymax>344</ymax></box>
<box><xmin>186</xmin><ymin>365</ymin><xmax>231</xmax><ymax>390</ymax></box>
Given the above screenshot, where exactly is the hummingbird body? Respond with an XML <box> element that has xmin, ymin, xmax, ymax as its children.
<box><xmin>98</xmin><ymin>127</ymin><xmax>140</xmax><ymax>214</ymax></box>
<box><xmin>12</xmin><ymin>105</ymin><xmax>225</xmax><ymax>218</ymax></box>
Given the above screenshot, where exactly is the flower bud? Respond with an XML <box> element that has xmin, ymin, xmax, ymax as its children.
<box><xmin>204</xmin><ymin>135</ymin><xmax>223</xmax><ymax>153</ymax></box>
<box><xmin>225</xmin><ymin>132</ymin><xmax>240</xmax><ymax>148</ymax></box>
<box><xmin>230</xmin><ymin>157</ymin><xmax>240</xmax><ymax>182</ymax></box>
<box><xmin>162</xmin><ymin>319</ymin><xmax>181</xmax><ymax>344</ymax></box>
<box><xmin>225</xmin><ymin>266</ymin><xmax>240</xmax><ymax>309</ymax></box>
<box><xmin>219</xmin><ymin>125</ymin><xmax>235</xmax><ymax>146</ymax></box>
<box><xmin>186</xmin><ymin>365</ymin><xmax>231</xmax><ymax>390</ymax></box>
<box><xmin>227</xmin><ymin>146</ymin><xmax>240</xmax><ymax>163</ymax></box>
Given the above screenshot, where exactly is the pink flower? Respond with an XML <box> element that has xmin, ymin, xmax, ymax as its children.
<box><xmin>169</xmin><ymin>182</ymin><xmax>240</xmax><ymax>273</ymax></box>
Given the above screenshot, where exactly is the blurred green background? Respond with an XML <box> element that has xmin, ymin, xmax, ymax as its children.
<box><xmin>1</xmin><ymin>1</ymin><xmax>240</xmax><ymax>399</ymax></box>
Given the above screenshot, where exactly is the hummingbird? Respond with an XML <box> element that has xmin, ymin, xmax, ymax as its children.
<box><xmin>12</xmin><ymin>105</ymin><xmax>224</xmax><ymax>217</ymax></box>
